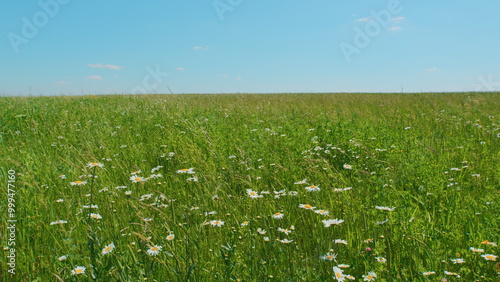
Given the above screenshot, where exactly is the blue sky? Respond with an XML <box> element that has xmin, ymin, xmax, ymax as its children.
<box><xmin>1</xmin><ymin>0</ymin><xmax>500</xmax><ymax>95</ymax></box>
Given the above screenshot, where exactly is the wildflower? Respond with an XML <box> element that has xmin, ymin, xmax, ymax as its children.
<box><xmin>56</xmin><ymin>199</ymin><xmax>64</xmax><ymax>203</ymax></box>
<box><xmin>70</xmin><ymin>180</ymin><xmax>87</xmax><ymax>186</ymax></box>
<box><xmin>241</xmin><ymin>221</ymin><xmax>249</xmax><ymax>226</ymax></box>
<box><xmin>343</xmin><ymin>164</ymin><xmax>352</xmax><ymax>170</ymax></box>
<box><xmin>209</xmin><ymin>220</ymin><xmax>224</xmax><ymax>227</ymax></box>
<box><xmin>338</xmin><ymin>264</ymin><xmax>350</xmax><ymax>268</ymax></box>
<box><xmin>294</xmin><ymin>178</ymin><xmax>308</xmax><ymax>184</ymax></box>
<box><xmin>186</xmin><ymin>176</ymin><xmax>198</xmax><ymax>182</ymax></box>
<box><xmin>87</xmin><ymin>162</ymin><xmax>104</xmax><ymax>168</ymax></box>
<box><xmin>314</xmin><ymin>210</ymin><xmax>329</xmax><ymax>216</ymax></box>
<box><xmin>481</xmin><ymin>254</ymin><xmax>498</xmax><ymax>261</ymax></box>
<box><xmin>333</xmin><ymin>266</ymin><xmax>344</xmax><ymax>281</ymax></box>
<box><xmin>166</xmin><ymin>234</ymin><xmax>175</xmax><ymax>241</ymax></box>
<box><xmin>375</xmin><ymin>206</ymin><xmax>396</xmax><ymax>211</ymax></box>
<box><xmin>71</xmin><ymin>266</ymin><xmax>86</xmax><ymax>275</ymax></box>
<box><xmin>176</xmin><ymin>168</ymin><xmax>195</xmax><ymax>174</ymax></box>
<box><xmin>272</xmin><ymin>212</ymin><xmax>284</xmax><ymax>219</ymax></box>
<box><xmin>149</xmin><ymin>173</ymin><xmax>163</xmax><ymax>179</ymax></box>
<box><xmin>278</xmin><ymin>239</ymin><xmax>293</xmax><ymax>244</ymax></box>
<box><xmin>50</xmin><ymin>220</ymin><xmax>68</xmax><ymax>225</ymax></box>
<box><xmin>257</xmin><ymin>228</ymin><xmax>267</xmax><ymax>235</ymax></box>
<box><xmin>264</xmin><ymin>237</ymin><xmax>270</xmax><ymax>242</ymax></box>
<box><xmin>299</xmin><ymin>204</ymin><xmax>315</xmax><ymax>210</ymax></box>
<box><xmin>376</xmin><ymin>257</ymin><xmax>386</xmax><ymax>263</ymax></box>
<box><xmin>130</xmin><ymin>175</ymin><xmax>146</xmax><ymax>183</ymax></box>
<box><xmin>469</xmin><ymin>247</ymin><xmax>484</xmax><ymax>253</ymax></box>
<box><xmin>140</xmin><ymin>193</ymin><xmax>153</xmax><ymax>201</ymax></box>
<box><xmin>151</xmin><ymin>166</ymin><xmax>163</xmax><ymax>173</ymax></box>
<box><xmin>444</xmin><ymin>271</ymin><xmax>459</xmax><ymax>276</ymax></box>
<box><xmin>58</xmin><ymin>175</ymin><xmax>66</xmax><ymax>179</ymax></box>
<box><xmin>247</xmin><ymin>189</ymin><xmax>263</xmax><ymax>199</ymax></box>
<box><xmin>362</xmin><ymin>271</ymin><xmax>377</xmax><ymax>281</ymax></box>
<box><xmin>451</xmin><ymin>258</ymin><xmax>465</xmax><ymax>264</ymax></box>
<box><xmin>102</xmin><ymin>242</ymin><xmax>115</xmax><ymax>255</ymax></box>
<box><xmin>147</xmin><ymin>245</ymin><xmax>162</xmax><ymax>256</ymax></box>
<box><xmin>422</xmin><ymin>271</ymin><xmax>435</xmax><ymax>276</ymax></box>
<box><xmin>375</xmin><ymin>219</ymin><xmax>389</xmax><ymax>225</ymax></box>
<box><xmin>277</xmin><ymin>227</ymin><xmax>292</xmax><ymax>235</ymax></box>
<box><xmin>88</xmin><ymin>213</ymin><xmax>102</xmax><ymax>219</ymax></box>
<box><xmin>168</xmin><ymin>152</ymin><xmax>175</xmax><ymax>157</ymax></box>
<box><xmin>481</xmin><ymin>240</ymin><xmax>497</xmax><ymax>246</ymax></box>
<box><xmin>323</xmin><ymin>219</ymin><xmax>344</xmax><ymax>227</ymax></box>
<box><xmin>345</xmin><ymin>275</ymin><xmax>355</xmax><ymax>280</ymax></box>
<box><xmin>57</xmin><ymin>255</ymin><xmax>67</xmax><ymax>261</ymax></box>
<box><xmin>364</xmin><ymin>239</ymin><xmax>374</xmax><ymax>243</ymax></box>
<box><xmin>320</xmin><ymin>253</ymin><xmax>337</xmax><ymax>261</ymax></box>
<box><xmin>124</xmin><ymin>190</ymin><xmax>132</xmax><ymax>195</ymax></box>
<box><xmin>142</xmin><ymin>218</ymin><xmax>153</xmax><ymax>222</ymax></box>
<box><xmin>335</xmin><ymin>239</ymin><xmax>348</xmax><ymax>245</ymax></box>
<box><xmin>288</xmin><ymin>191</ymin><xmax>299</xmax><ymax>196</ymax></box>
<box><xmin>305</xmin><ymin>185</ymin><xmax>320</xmax><ymax>192</ymax></box>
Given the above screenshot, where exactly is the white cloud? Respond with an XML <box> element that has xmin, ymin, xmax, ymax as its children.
<box><xmin>54</xmin><ymin>81</ymin><xmax>68</xmax><ymax>86</ymax></box>
<box><xmin>236</xmin><ymin>77</ymin><xmax>243</xmax><ymax>80</ymax></box>
<box><xmin>391</xmin><ymin>16</ymin><xmax>405</xmax><ymax>23</ymax></box>
<box><xmin>176</xmin><ymin>67</ymin><xmax>186</xmax><ymax>71</ymax></box>
<box><xmin>356</xmin><ymin>17</ymin><xmax>372</xmax><ymax>22</ymax></box>
<box><xmin>86</xmin><ymin>75</ymin><xmax>104</xmax><ymax>80</ymax></box>
<box><xmin>388</xmin><ymin>26</ymin><xmax>402</xmax><ymax>31</ymax></box>
<box><xmin>88</xmin><ymin>63</ymin><xmax>123</xmax><ymax>70</ymax></box>
<box><xmin>193</xmin><ymin>46</ymin><xmax>209</xmax><ymax>50</ymax></box>
<box><xmin>425</xmin><ymin>68</ymin><xmax>438</xmax><ymax>72</ymax></box>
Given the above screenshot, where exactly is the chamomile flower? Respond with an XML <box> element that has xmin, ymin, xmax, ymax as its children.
<box><xmin>332</xmin><ymin>266</ymin><xmax>344</xmax><ymax>281</ymax></box>
<box><xmin>481</xmin><ymin>254</ymin><xmax>498</xmax><ymax>261</ymax></box>
<box><xmin>376</xmin><ymin>257</ymin><xmax>386</xmax><ymax>263</ymax></box>
<box><xmin>272</xmin><ymin>212</ymin><xmax>284</xmax><ymax>219</ymax></box>
<box><xmin>320</xmin><ymin>253</ymin><xmax>337</xmax><ymax>261</ymax></box>
<box><xmin>88</xmin><ymin>213</ymin><xmax>102</xmax><ymax>219</ymax></box>
<box><xmin>338</xmin><ymin>264</ymin><xmax>350</xmax><ymax>268</ymax></box>
<box><xmin>343</xmin><ymin>164</ymin><xmax>352</xmax><ymax>170</ymax></box>
<box><xmin>294</xmin><ymin>178</ymin><xmax>308</xmax><ymax>184</ymax></box>
<box><xmin>323</xmin><ymin>219</ymin><xmax>344</xmax><ymax>227</ymax></box>
<box><xmin>57</xmin><ymin>255</ymin><xmax>67</xmax><ymax>261</ymax></box>
<box><xmin>240</xmin><ymin>221</ymin><xmax>249</xmax><ymax>227</ymax></box>
<box><xmin>451</xmin><ymin>258</ymin><xmax>465</xmax><ymax>264</ymax></box>
<box><xmin>50</xmin><ymin>220</ymin><xmax>68</xmax><ymax>225</ymax></box>
<box><xmin>176</xmin><ymin>168</ymin><xmax>195</xmax><ymax>174</ymax></box>
<box><xmin>257</xmin><ymin>228</ymin><xmax>267</xmax><ymax>235</ymax></box>
<box><xmin>209</xmin><ymin>220</ymin><xmax>224</xmax><ymax>227</ymax></box>
<box><xmin>71</xmin><ymin>266</ymin><xmax>86</xmax><ymax>275</ymax></box>
<box><xmin>70</xmin><ymin>180</ymin><xmax>87</xmax><ymax>186</ymax></box>
<box><xmin>481</xmin><ymin>240</ymin><xmax>497</xmax><ymax>246</ymax></box>
<box><xmin>305</xmin><ymin>185</ymin><xmax>320</xmax><ymax>192</ymax></box>
<box><xmin>422</xmin><ymin>271</ymin><xmax>436</xmax><ymax>276</ymax></box>
<box><xmin>314</xmin><ymin>209</ymin><xmax>329</xmax><ymax>216</ymax></box>
<box><xmin>87</xmin><ymin>162</ymin><xmax>104</xmax><ymax>168</ymax></box>
<box><xmin>277</xmin><ymin>227</ymin><xmax>292</xmax><ymax>235</ymax></box>
<box><xmin>335</xmin><ymin>239</ymin><xmax>348</xmax><ymax>245</ymax></box>
<box><xmin>299</xmin><ymin>204</ymin><xmax>316</xmax><ymax>210</ymax></box>
<box><xmin>278</xmin><ymin>239</ymin><xmax>293</xmax><ymax>244</ymax></box>
<box><xmin>247</xmin><ymin>189</ymin><xmax>263</xmax><ymax>198</ymax></box>
<box><xmin>56</xmin><ymin>199</ymin><xmax>64</xmax><ymax>203</ymax></box>
<box><xmin>101</xmin><ymin>242</ymin><xmax>115</xmax><ymax>255</ymax></box>
<box><xmin>469</xmin><ymin>247</ymin><xmax>484</xmax><ymax>253</ymax></box>
<box><xmin>166</xmin><ymin>234</ymin><xmax>175</xmax><ymax>241</ymax></box>
<box><xmin>375</xmin><ymin>206</ymin><xmax>396</xmax><ymax>211</ymax></box>
<box><xmin>444</xmin><ymin>271</ymin><xmax>459</xmax><ymax>276</ymax></box>
<box><xmin>147</xmin><ymin>245</ymin><xmax>162</xmax><ymax>256</ymax></box>
<box><xmin>362</xmin><ymin>271</ymin><xmax>377</xmax><ymax>281</ymax></box>
<box><xmin>130</xmin><ymin>175</ymin><xmax>146</xmax><ymax>183</ymax></box>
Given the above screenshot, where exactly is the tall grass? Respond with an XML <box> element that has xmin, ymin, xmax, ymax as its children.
<box><xmin>1</xmin><ymin>93</ymin><xmax>499</xmax><ymax>280</ymax></box>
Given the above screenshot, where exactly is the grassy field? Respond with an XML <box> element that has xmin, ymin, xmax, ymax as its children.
<box><xmin>1</xmin><ymin>93</ymin><xmax>499</xmax><ymax>281</ymax></box>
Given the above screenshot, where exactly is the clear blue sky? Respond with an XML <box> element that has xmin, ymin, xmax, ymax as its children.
<box><xmin>1</xmin><ymin>0</ymin><xmax>500</xmax><ymax>95</ymax></box>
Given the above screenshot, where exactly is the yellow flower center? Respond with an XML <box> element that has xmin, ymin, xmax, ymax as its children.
<box><xmin>304</xmin><ymin>205</ymin><xmax>312</xmax><ymax>209</ymax></box>
<box><xmin>75</xmin><ymin>269</ymin><xmax>83</xmax><ymax>274</ymax></box>
<box><xmin>74</xmin><ymin>181</ymin><xmax>82</xmax><ymax>184</ymax></box>
<box><xmin>335</xmin><ymin>273</ymin><xmax>342</xmax><ymax>278</ymax></box>
<box><xmin>151</xmin><ymin>247</ymin><xmax>159</xmax><ymax>251</ymax></box>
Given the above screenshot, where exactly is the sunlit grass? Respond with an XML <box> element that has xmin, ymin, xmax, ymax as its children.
<box><xmin>1</xmin><ymin>93</ymin><xmax>499</xmax><ymax>280</ymax></box>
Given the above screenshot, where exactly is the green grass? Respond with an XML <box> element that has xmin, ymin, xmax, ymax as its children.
<box><xmin>1</xmin><ymin>93</ymin><xmax>499</xmax><ymax>281</ymax></box>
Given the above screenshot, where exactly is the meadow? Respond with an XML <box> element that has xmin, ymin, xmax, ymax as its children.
<box><xmin>0</xmin><ymin>93</ymin><xmax>499</xmax><ymax>281</ymax></box>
